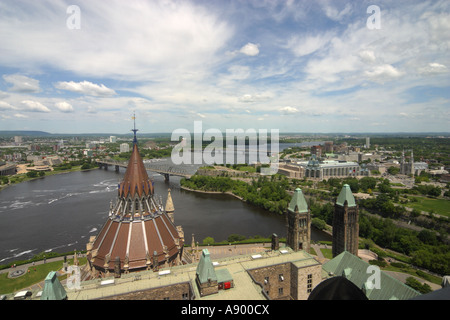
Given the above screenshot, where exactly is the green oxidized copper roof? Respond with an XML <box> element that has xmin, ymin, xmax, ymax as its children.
<box><xmin>196</xmin><ymin>249</ymin><xmax>217</xmax><ymax>284</ymax></box>
<box><xmin>336</xmin><ymin>184</ymin><xmax>356</xmax><ymax>207</ymax></box>
<box><xmin>41</xmin><ymin>271</ymin><xmax>67</xmax><ymax>300</ymax></box>
<box><xmin>323</xmin><ymin>251</ymin><xmax>420</xmax><ymax>300</ymax></box>
<box><xmin>288</xmin><ymin>188</ymin><xmax>308</xmax><ymax>213</ymax></box>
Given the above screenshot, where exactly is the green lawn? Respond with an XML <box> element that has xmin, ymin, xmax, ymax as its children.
<box><xmin>0</xmin><ymin>258</ymin><xmax>84</xmax><ymax>295</ymax></box>
<box><xmin>320</xmin><ymin>248</ymin><xmax>333</xmax><ymax>259</ymax></box>
<box><xmin>407</xmin><ymin>196</ymin><xmax>450</xmax><ymax>217</ymax></box>
<box><xmin>236</xmin><ymin>166</ymin><xmax>256</xmax><ymax>173</ymax></box>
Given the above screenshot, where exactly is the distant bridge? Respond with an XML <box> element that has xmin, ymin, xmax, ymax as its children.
<box><xmin>96</xmin><ymin>159</ymin><xmax>194</xmax><ymax>181</ymax></box>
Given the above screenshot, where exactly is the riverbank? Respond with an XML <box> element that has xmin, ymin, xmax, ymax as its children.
<box><xmin>0</xmin><ymin>165</ymin><xmax>99</xmax><ymax>193</ymax></box>
<box><xmin>180</xmin><ymin>182</ymin><xmax>334</xmax><ymax>241</ymax></box>
<box><xmin>180</xmin><ymin>185</ymin><xmax>244</xmax><ymax>201</ymax></box>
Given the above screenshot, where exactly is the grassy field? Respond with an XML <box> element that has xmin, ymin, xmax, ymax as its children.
<box><xmin>0</xmin><ymin>258</ymin><xmax>85</xmax><ymax>295</ymax></box>
<box><xmin>320</xmin><ymin>248</ymin><xmax>333</xmax><ymax>259</ymax></box>
<box><xmin>407</xmin><ymin>196</ymin><xmax>450</xmax><ymax>217</ymax></box>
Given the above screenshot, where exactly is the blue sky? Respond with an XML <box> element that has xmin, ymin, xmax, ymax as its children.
<box><xmin>0</xmin><ymin>0</ymin><xmax>449</xmax><ymax>134</ymax></box>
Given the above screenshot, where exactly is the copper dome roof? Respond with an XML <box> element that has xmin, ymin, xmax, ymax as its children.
<box><xmin>87</xmin><ymin>127</ymin><xmax>184</xmax><ymax>276</ymax></box>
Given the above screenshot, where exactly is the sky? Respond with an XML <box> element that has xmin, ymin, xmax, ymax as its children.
<box><xmin>0</xmin><ymin>0</ymin><xmax>449</xmax><ymax>134</ymax></box>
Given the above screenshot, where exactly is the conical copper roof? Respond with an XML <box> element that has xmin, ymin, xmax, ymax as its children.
<box><xmin>87</xmin><ymin>122</ymin><xmax>184</xmax><ymax>276</ymax></box>
<box><xmin>118</xmin><ymin>142</ymin><xmax>154</xmax><ymax>198</ymax></box>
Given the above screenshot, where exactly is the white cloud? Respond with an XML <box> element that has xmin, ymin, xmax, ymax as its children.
<box><xmin>86</xmin><ymin>106</ymin><xmax>97</xmax><ymax>114</ymax></box>
<box><xmin>14</xmin><ymin>113</ymin><xmax>28</xmax><ymax>118</ymax></box>
<box><xmin>239</xmin><ymin>43</ymin><xmax>260</xmax><ymax>56</ymax></box>
<box><xmin>0</xmin><ymin>101</ymin><xmax>16</xmax><ymax>111</ymax></box>
<box><xmin>279</xmin><ymin>106</ymin><xmax>299</xmax><ymax>114</ymax></box>
<box><xmin>238</xmin><ymin>92</ymin><xmax>273</xmax><ymax>103</ymax></box>
<box><xmin>55</xmin><ymin>101</ymin><xmax>74</xmax><ymax>113</ymax></box>
<box><xmin>287</xmin><ymin>31</ymin><xmax>334</xmax><ymax>57</ymax></box>
<box><xmin>365</xmin><ymin>64</ymin><xmax>403</xmax><ymax>82</ymax></box>
<box><xmin>3</xmin><ymin>74</ymin><xmax>40</xmax><ymax>93</ymax></box>
<box><xmin>54</xmin><ymin>81</ymin><xmax>116</xmax><ymax>96</ymax></box>
<box><xmin>0</xmin><ymin>1</ymin><xmax>232</xmax><ymax>82</ymax></box>
<box><xmin>21</xmin><ymin>100</ymin><xmax>50</xmax><ymax>112</ymax></box>
<box><xmin>0</xmin><ymin>1</ymin><xmax>448</xmax><ymax>133</ymax></box>
<box><xmin>418</xmin><ymin>62</ymin><xmax>448</xmax><ymax>75</ymax></box>
<box><xmin>320</xmin><ymin>1</ymin><xmax>353</xmax><ymax>22</ymax></box>
<box><xmin>358</xmin><ymin>50</ymin><xmax>376</xmax><ymax>63</ymax></box>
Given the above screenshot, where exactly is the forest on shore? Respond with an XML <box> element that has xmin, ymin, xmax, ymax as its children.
<box><xmin>181</xmin><ymin>174</ymin><xmax>449</xmax><ymax>275</ymax></box>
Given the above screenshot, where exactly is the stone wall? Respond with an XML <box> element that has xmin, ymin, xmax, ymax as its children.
<box><xmin>101</xmin><ymin>282</ymin><xmax>193</xmax><ymax>300</ymax></box>
<box><xmin>248</xmin><ymin>260</ymin><xmax>323</xmax><ymax>300</ymax></box>
<box><xmin>247</xmin><ymin>263</ymin><xmax>292</xmax><ymax>300</ymax></box>
<box><xmin>292</xmin><ymin>264</ymin><xmax>322</xmax><ymax>300</ymax></box>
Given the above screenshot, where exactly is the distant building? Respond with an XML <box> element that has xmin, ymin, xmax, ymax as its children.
<box><xmin>365</xmin><ymin>137</ymin><xmax>370</xmax><ymax>149</ymax></box>
<box><xmin>323</xmin><ymin>141</ymin><xmax>334</xmax><ymax>153</ymax></box>
<box><xmin>0</xmin><ymin>163</ymin><xmax>16</xmax><ymax>176</ymax></box>
<box><xmin>400</xmin><ymin>150</ymin><xmax>414</xmax><ymax>176</ymax></box>
<box><xmin>303</xmin><ymin>156</ymin><xmax>365</xmax><ymax>179</ymax></box>
<box><xmin>83</xmin><ymin>150</ymin><xmax>93</xmax><ymax>157</ymax></box>
<box><xmin>414</xmin><ymin>162</ymin><xmax>428</xmax><ymax>176</ymax></box>
<box><xmin>109</xmin><ymin>136</ymin><xmax>117</xmax><ymax>143</ymax></box>
<box><xmin>366</xmin><ymin>163</ymin><xmax>386</xmax><ymax>174</ymax></box>
<box><xmin>278</xmin><ymin>163</ymin><xmax>304</xmax><ymax>179</ymax></box>
<box><xmin>119</xmin><ymin>143</ymin><xmax>130</xmax><ymax>153</ymax></box>
<box><xmin>310</xmin><ymin>145</ymin><xmax>322</xmax><ymax>158</ymax></box>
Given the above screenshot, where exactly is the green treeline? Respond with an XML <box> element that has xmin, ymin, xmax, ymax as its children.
<box><xmin>181</xmin><ymin>174</ymin><xmax>449</xmax><ymax>275</ymax></box>
<box><xmin>113</xmin><ymin>146</ymin><xmax>173</xmax><ymax>162</ymax></box>
<box><xmin>181</xmin><ymin>175</ymin><xmax>291</xmax><ymax>215</ymax></box>
<box><xmin>360</xmin><ymin>214</ymin><xmax>450</xmax><ymax>275</ymax></box>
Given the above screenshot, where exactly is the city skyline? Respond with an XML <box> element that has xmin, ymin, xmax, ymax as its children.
<box><xmin>0</xmin><ymin>0</ymin><xmax>449</xmax><ymax>134</ymax></box>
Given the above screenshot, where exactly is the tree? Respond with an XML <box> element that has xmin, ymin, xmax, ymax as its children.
<box><xmin>387</xmin><ymin>166</ymin><xmax>400</xmax><ymax>175</ymax></box>
<box><xmin>417</xmin><ymin>230</ymin><xmax>437</xmax><ymax>246</ymax></box>
<box><xmin>410</xmin><ymin>208</ymin><xmax>421</xmax><ymax>218</ymax></box>
<box><xmin>343</xmin><ymin>178</ymin><xmax>359</xmax><ymax>193</ymax></box>
<box><xmin>26</xmin><ymin>171</ymin><xmax>38</xmax><ymax>178</ymax></box>
<box><xmin>311</xmin><ymin>218</ymin><xmax>326</xmax><ymax>230</ymax></box>
<box><xmin>359</xmin><ymin>177</ymin><xmax>377</xmax><ymax>192</ymax></box>
<box><xmin>405</xmin><ymin>277</ymin><xmax>432</xmax><ymax>294</ymax></box>
<box><xmin>202</xmin><ymin>237</ymin><xmax>215</xmax><ymax>245</ymax></box>
<box><xmin>227</xmin><ymin>234</ymin><xmax>247</xmax><ymax>242</ymax></box>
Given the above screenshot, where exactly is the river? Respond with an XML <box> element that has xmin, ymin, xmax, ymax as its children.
<box><xmin>0</xmin><ymin>142</ymin><xmax>331</xmax><ymax>265</ymax></box>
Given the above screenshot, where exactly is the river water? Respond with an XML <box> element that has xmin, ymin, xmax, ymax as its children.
<box><xmin>0</xmin><ymin>142</ymin><xmax>331</xmax><ymax>265</ymax></box>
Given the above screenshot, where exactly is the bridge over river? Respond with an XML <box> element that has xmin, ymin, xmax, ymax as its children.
<box><xmin>96</xmin><ymin>159</ymin><xmax>199</xmax><ymax>181</ymax></box>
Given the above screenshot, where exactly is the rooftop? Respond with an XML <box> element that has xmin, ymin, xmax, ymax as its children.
<box><xmin>288</xmin><ymin>188</ymin><xmax>309</xmax><ymax>213</ymax></box>
<box><xmin>66</xmin><ymin>248</ymin><xmax>319</xmax><ymax>300</ymax></box>
<box><xmin>336</xmin><ymin>184</ymin><xmax>356</xmax><ymax>207</ymax></box>
<box><xmin>323</xmin><ymin>251</ymin><xmax>420</xmax><ymax>300</ymax></box>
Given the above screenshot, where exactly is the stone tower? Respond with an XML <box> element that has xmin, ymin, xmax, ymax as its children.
<box><xmin>332</xmin><ymin>184</ymin><xmax>359</xmax><ymax>257</ymax></box>
<box><xmin>400</xmin><ymin>149</ymin><xmax>415</xmax><ymax>176</ymax></box>
<box><xmin>165</xmin><ymin>188</ymin><xmax>175</xmax><ymax>223</ymax></box>
<box><xmin>286</xmin><ymin>188</ymin><xmax>311</xmax><ymax>252</ymax></box>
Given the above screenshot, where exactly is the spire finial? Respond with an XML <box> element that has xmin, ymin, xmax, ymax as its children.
<box><xmin>131</xmin><ymin>112</ymin><xmax>138</xmax><ymax>144</ymax></box>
